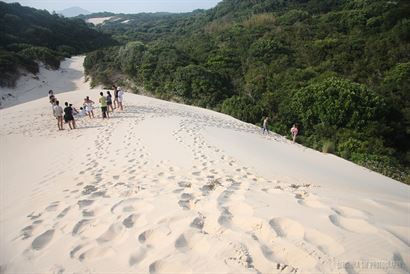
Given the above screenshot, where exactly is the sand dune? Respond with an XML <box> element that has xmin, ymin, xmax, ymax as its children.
<box><xmin>86</xmin><ymin>17</ymin><xmax>113</xmax><ymax>25</ymax></box>
<box><xmin>0</xmin><ymin>56</ymin><xmax>409</xmax><ymax>273</ymax></box>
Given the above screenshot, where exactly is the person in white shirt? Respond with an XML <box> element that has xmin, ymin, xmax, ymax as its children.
<box><xmin>75</xmin><ymin>107</ymin><xmax>86</xmax><ymax>117</ymax></box>
<box><xmin>84</xmin><ymin>96</ymin><xmax>95</xmax><ymax>118</ymax></box>
<box><xmin>117</xmin><ymin>87</ymin><xmax>124</xmax><ymax>110</ymax></box>
<box><xmin>53</xmin><ymin>100</ymin><xmax>64</xmax><ymax>130</ymax></box>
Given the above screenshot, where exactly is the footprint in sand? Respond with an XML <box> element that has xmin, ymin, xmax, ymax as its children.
<box><xmin>32</xmin><ymin>229</ymin><xmax>54</xmax><ymax>250</ymax></box>
<box><xmin>122</xmin><ymin>213</ymin><xmax>147</xmax><ymax>228</ymax></box>
<box><xmin>331</xmin><ymin>206</ymin><xmax>369</xmax><ymax>219</ymax></box>
<box><xmin>20</xmin><ymin>223</ymin><xmax>41</xmax><ymax>240</ymax></box>
<box><xmin>129</xmin><ymin>247</ymin><xmax>147</xmax><ymax>266</ymax></box>
<box><xmin>304</xmin><ymin>228</ymin><xmax>344</xmax><ymax>256</ymax></box>
<box><xmin>45</xmin><ymin>201</ymin><xmax>59</xmax><ymax>212</ymax></box>
<box><xmin>57</xmin><ymin>206</ymin><xmax>71</xmax><ymax>219</ymax></box>
<box><xmin>329</xmin><ymin>214</ymin><xmax>377</xmax><ymax>234</ymax></box>
<box><xmin>269</xmin><ymin>217</ymin><xmax>305</xmax><ymax>240</ymax></box>
<box><xmin>149</xmin><ymin>259</ymin><xmax>191</xmax><ymax>274</ymax></box>
<box><xmin>138</xmin><ymin>226</ymin><xmax>171</xmax><ymax>247</ymax></box>
<box><xmin>221</xmin><ymin>242</ymin><xmax>255</xmax><ymax>270</ymax></box>
<box><xmin>71</xmin><ymin>243</ymin><xmax>113</xmax><ymax>262</ymax></box>
<box><xmin>178</xmin><ymin>192</ymin><xmax>196</xmax><ymax>210</ymax></box>
<box><xmin>97</xmin><ymin>223</ymin><xmax>124</xmax><ymax>243</ymax></box>
<box><xmin>190</xmin><ymin>215</ymin><xmax>205</xmax><ymax>230</ymax></box>
<box><xmin>77</xmin><ymin>199</ymin><xmax>94</xmax><ymax>208</ymax></box>
<box><xmin>175</xmin><ymin>230</ymin><xmax>210</xmax><ymax>254</ymax></box>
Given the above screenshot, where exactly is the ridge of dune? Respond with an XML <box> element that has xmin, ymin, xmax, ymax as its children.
<box><xmin>0</xmin><ymin>56</ymin><xmax>409</xmax><ymax>274</ymax></box>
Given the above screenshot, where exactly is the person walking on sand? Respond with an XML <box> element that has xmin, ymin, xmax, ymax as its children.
<box><xmin>53</xmin><ymin>100</ymin><xmax>64</xmax><ymax>130</ymax></box>
<box><xmin>117</xmin><ymin>87</ymin><xmax>124</xmax><ymax>111</ymax></box>
<box><xmin>64</xmin><ymin>102</ymin><xmax>76</xmax><ymax>129</ymax></box>
<box><xmin>84</xmin><ymin>96</ymin><xmax>95</xmax><ymax>119</ymax></box>
<box><xmin>99</xmin><ymin>92</ymin><xmax>108</xmax><ymax>119</ymax></box>
<box><xmin>291</xmin><ymin>124</ymin><xmax>298</xmax><ymax>143</ymax></box>
<box><xmin>107</xmin><ymin>91</ymin><xmax>114</xmax><ymax>113</ymax></box>
<box><xmin>262</xmin><ymin>117</ymin><xmax>269</xmax><ymax>134</ymax></box>
<box><xmin>112</xmin><ymin>84</ymin><xmax>119</xmax><ymax>109</ymax></box>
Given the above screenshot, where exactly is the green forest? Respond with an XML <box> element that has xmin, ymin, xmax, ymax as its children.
<box><xmin>0</xmin><ymin>2</ymin><xmax>116</xmax><ymax>86</ymax></box>
<box><xmin>1</xmin><ymin>0</ymin><xmax>409</xmax><ymax>182</ymax></box>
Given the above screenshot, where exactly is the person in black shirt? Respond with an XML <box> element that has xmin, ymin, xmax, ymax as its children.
<box><xmin>107</xmin><ymin>91</ymin><xmax>114</xmax><ymax>113</ymax></box>
<box><xmin>64</xmin><ymin>102</ymin><xmax>76</xmax><ymax>129</ymax></box>
<box><xmin>112</xmin><ymin>84</ymin><xmax>119</xmax><ymax>109</ymax></box>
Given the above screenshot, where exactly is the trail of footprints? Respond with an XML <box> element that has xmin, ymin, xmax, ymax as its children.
<box><xmin>10</xmin><ymin>103</ymin><xmax>409</xmax><ymax>274</ymax></box>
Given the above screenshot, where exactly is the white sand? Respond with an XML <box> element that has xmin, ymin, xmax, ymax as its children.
<box><xmin>0</xmin><ymin>56</ymin><xmax>409</xmax><ymax>274</ymax></box>
<box><xmin>86</xmin><ymin>17</ymin><xmax>113</xmax><ymax>25</ymax></box>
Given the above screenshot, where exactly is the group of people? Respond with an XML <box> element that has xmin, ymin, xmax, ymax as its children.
<box><xmin>262</xmin><ymin>116</ymin><xmax>299</xmax><ymax>143</ymax></box>
<box><xmin>49</xmin><ymin>85</ymin><xmax>125</xmax><ymax>130</ymax></box>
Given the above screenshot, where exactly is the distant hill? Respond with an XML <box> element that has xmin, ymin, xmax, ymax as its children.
<box><xmin>58</xmin><ymin>7</ymin><xmax>90</xmax><ymax>17</ymax></box>
<box><xmin>0</xmin><ymin>2</ymin><xmax>116</xmax><ymax>87</ymax></box>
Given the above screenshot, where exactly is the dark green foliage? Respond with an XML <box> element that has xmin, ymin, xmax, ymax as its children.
<box><xmin>290</xmin><ymin>78</ymin><xmax>385</xmax><ymax>130</ymax></box>
<box><xmin>0</xmin><ymin>2</ymin><xmax>116</xmax><ymax>86</ymax></box>
<box><xmin>174</xmin><ymin>65</ymin><xmax>231</xmax><ymax>107</ymax></box>
<box><xmin>83</xmin><ymin>0</ymin><xmax>409</xmax><ymax>182</ymax></box>
<box><xmin>221</xmin><ymin>95</ymin><xmax>262</xmax><ymax>123</ymax></box>
<box><xmin>19</xmin><ymin>47</ymin><xmax>62</xmax><ymax>69</ymax></box>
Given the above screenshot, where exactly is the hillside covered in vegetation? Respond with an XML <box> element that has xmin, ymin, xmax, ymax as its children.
<box><xmin>83</xmin><ymin>0</ymin><xmax>409</xmax><ymax>182</ymax></box>
<box><xmin>0</xmin><ymin>2</ymin><xmax>116</xmax><ymax>87</ymax></box>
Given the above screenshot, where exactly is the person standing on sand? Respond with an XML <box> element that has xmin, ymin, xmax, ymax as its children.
<box><xmin>99</xmin><ymin>92</ymin><xmax>108</xmax><ymax>119</ymax></box>
<box><xmin>64</xmin><ymin>102</ymin><xmax>76</xmax><ymax>129</ymax></box>
<box><xmin>53</xmin><ymin>100</ymin><xmax>64</xmax><ymax>130</ymax></box>
<box><xmin>112</xmin><ymin>84</ymin><xmax>119</xmax><ymax>109</ymax></box>
<box><xmin>262</xmin><ymin>117</ymin><xmax>269</xmax><ymax>134</ymax></box>
<box><xmin>107</xmin><ymin>91</ymin><xmax>114</xmax><ymax>113</ymax></box>
<box><xmin>48</xmin><ymin>90</ymin><xmax>55</xmax><ymax>103</ymax></box>
<box><xmin>84</xmin><ymin>96</ymin><xmax>95</xmax><ymax>119</ymax></box>
<box><xmin>291</xmin><ymin>124</ymin><xmax>298</xmax><ymax>143</ymax></box>
<box><xmin>117</xmin><ymin>87</ymin><xmax>124</xmax><ymax>111</ymax></box>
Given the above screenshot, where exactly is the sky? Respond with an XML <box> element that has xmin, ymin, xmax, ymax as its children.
<box><xmin>3</xmin><ymin>0</ymin><xmax>223</xmax><ymax>13</ymax></box>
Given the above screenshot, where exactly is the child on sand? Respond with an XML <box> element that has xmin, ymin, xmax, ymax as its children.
<box><xmin>291</xmin><ymin>124</ymin><xmax>298</xmax><ymax>143</ymax></box>
<box><xmin>99</xmin><ymin>92</ymin><xmax>108</xmax><ymax>119</ymax></box>
<box><xmin>76</xmin><ymin>107</ymin><xmax>86</xmax><ymax>117</ymax></box>
<box><xmin>84</xmin><ymin>96</ymin><xmax>95</xmax><ymax>119</ymax></box>
<box><xmin>64</xmin><ymin>102</ymin><xmax>76</xmax><ymax>129</ymax></box>
<box><xmin>53</xmin><ymin>100</ymin><xmax>64</xmax><ymax>130</ymax></box>
<box><xmin>262</xmin><ymin>117</ymin><xmax>269</xmax><ymax>134</ymax></box>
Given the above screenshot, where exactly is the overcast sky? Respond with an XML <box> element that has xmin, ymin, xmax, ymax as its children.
<box><xmin>3</xmin><ymin>0</ymin><xmax>223</xmax><ymax>13</ymax></box>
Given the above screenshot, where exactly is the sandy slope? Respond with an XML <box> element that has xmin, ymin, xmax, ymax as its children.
<box><xmin>86</xmin><ymin>17</ymin><xmax>113</xmax><ymax>25</ymax></box>
<box><xmin>0</xmin><ymin>57</ymin><xmax>409</xmax><ymax>274</ymax></box>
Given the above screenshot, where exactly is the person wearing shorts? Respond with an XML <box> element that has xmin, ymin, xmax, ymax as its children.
<box><xmin>107</xmin><ymin>91</ymin><xmax>114</xmax><ymax>113</ymax></box>
<box><xmin>112</xmin><ymin>84</ymin><xmax>119</xmax><ymax>109</ymax></box>
<box><xmin>64</xmin><ymin>102</ymin><xmax>76</xmax><ymax>129</ymax></box>
<box><xmin>53</xmin><ymin>100</ymin><xmax>64</xmax><ymax>130</ymax></box>
<box><xmin>291</xmin><ymin>124</ymin><xmax>299</xmax><ymax>143</ymax></box>
<box><xmin>262</xmin><ymin>117</ymin><xmax>269</xmax><ymax>134</ymax></box>
<box><xmin>117</xmin><ymin>87</ymin><xmax>124</xmax><ymax>111</ymax></box>
<box><xmin>84</xmin><ymin>96</ymin><xmax>95</xmax><ymax>118</ymax></box>
<box><xmin>99</xmin><ymin>92</ymin><xmax>108</xmax><ymax>119</ymax></box>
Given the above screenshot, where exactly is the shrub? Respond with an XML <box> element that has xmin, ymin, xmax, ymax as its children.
<box><xmin>322</xmin><ymin>140</ymin><xmax>335</xmax><ymax>154</ymax></box>
<box><xmin>19</xmin><ymin>46</ymin><xmax>62</xmax><ymax>69</ymax></box>
<box><xmin>291</xmin><ymin>77</ymin><xmax>386</xmax><ymax>130</ymax></box>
